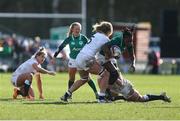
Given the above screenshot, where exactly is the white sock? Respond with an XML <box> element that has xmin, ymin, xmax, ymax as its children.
<box><xmin>143</xmin><ymin>95</ymin><xmax>149</xmax><ymax>101</ymax></box>
<box><xmin>98</xmin><ymin>92</ymin><xmax>105</xmax><ymax>96</ymax></box>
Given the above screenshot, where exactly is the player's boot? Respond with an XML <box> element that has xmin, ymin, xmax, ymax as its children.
<box><xmin>161</xmin><ymin>92</ymin><xmax>171</xmax><ymax>103</ymax></box>
<box><xmin>98</xmin><ymin>95</ymin><xmax>107</xmax><ymax>103</ymax></box>
<box><xmin>60</xmin><ymin>91</ymin><xmax>71</xmax><ymax>102</ymax></box>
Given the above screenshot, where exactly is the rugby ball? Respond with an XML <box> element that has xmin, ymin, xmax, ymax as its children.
<box><xmin>110</xmin><ymin>45</ymin><xmax>121</xmax><ymax>58</ymax></box>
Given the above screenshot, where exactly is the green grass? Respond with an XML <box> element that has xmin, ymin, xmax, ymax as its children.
<box><xmin>0</xmin><ymin>73</ymin><xmax>180</xmax><ymax>120</ymax></box>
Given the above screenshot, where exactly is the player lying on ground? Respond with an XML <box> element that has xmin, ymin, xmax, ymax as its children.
<box><xmin>11</xmin><ymin>47</ymin><xmax>56</xmax><ymax>100</ymax></box>
<box><xmin>97</xmin><ymin>27</ymin><xmax>170</xmax><ymax>103</ymax></box>
<box><xmin>105</xmin><ymin>73</ymin><xmax>171</xmax><ymax>102</ymax></box>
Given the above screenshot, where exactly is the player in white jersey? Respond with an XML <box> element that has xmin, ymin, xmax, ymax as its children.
<box><xmin>75</xmin><ymin>32</ymin><xmax>110</xmax><ymax>70</ymax></box>
<box><xmin>95</xmin><ymin>28</ymin><xmax>170</xmax><ymax>103</ymax></box>
<box><xmin>61</xmin><ymin>21</ymin><xmax>113</xmax><ymax>103</ymax></box>
<box><xmin>106</xmin><ymin>72</ymin><xmax>171</xmax><ymax>103</ymax></box>
<box><xmin>11</xmin><ymin>47</ymin><xmax>56</xmax><ymax>100</ymax></box>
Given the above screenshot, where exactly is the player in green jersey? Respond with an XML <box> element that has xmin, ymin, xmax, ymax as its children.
<box><xmin>96</xmin><ymin>27</ymin><xmax>135</xmax><ymax>86</ymax></box>
<box><xmin>53</xmin><ymin>22</ymin><xmax>98</xmax><ymax>99</ymax></box>
<box><xmin>61</xmin><ymin>21</ymin><xmax>113</xmax><ymax>103</ymax></box>
<box><xmin>97</xmin><ymin>28</ymin><xmax>171</xmax><ymax>103</ymax></box>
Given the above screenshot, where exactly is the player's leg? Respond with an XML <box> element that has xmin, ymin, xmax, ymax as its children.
<box><xmin>68</xmin><ymin>67</ymin><xmax>77</xmax><ymax>89</ymax></box>
<box><xmin>126</xmin><ymin>89</ymin><xmax>143</xmax><ymax>102</ymax></box>
<box><xmin>87</xmin><ymin>77</ymin><xmax>98</xmax><ymax>99</ymax></box>
<box><xmin>65</xmin><ymin>67</ymin><xmax>77</xmax><ymax>99</ymax></box>
<box><xmin>105</xmin><ymin>87</ymin><xmax>126</xmax><ymax>101</ymax></box>
<box><xmin>88</xmin><ymin>61</ymin><xmax>110</xmax><ymax>102</ymax></box>
<box><xmin>123</xmin><ymin>79</ymin><xmax>171</xmax><ymax>103</ymax></box>
<box><xmin>16</xmin><ymin>73</ymin><xmax>33</xmax><ymax>97</ymax></box>
<box><xmin>140</xmin><ymin>92</ymin><xmax>171</xmax><ymax>102</ymax></box>
<box><xmin>103</xmin><ymin>61</ymin><xmax>119</xmax><ymax>85</ymax></box>
<box><xmin>60</xmin><ymin>70</ymin><xmax>89</xmax><ymax>102</ymax></box>
<box><xmin>27</xmin><ymin>86</ymin><xmax>35</xmax><ymax>100</ymax></box>
<box><xmin>126</xmin><ymin>89</ymin><xmax>171</xmax><ymax>103</ymax></box>
<box><xmin>67</xmin><ymin>58</ymin><xmax>78</xmax><ymax>89</ymax></box>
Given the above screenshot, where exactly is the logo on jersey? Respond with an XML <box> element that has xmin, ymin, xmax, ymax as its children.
<box><xmin>79</xmin><ymin>41</ymin><xmax>83</xmax><ymax>45</ymax></box>
<box><xmin>71</xmin><ymin>41</ymin><xmax>75</xmax><ymax>45</ymax></box>
<box><xmin>72</xmin><ymin>48</ymin><xmax>81</xmax><ymax>51</ymax></box>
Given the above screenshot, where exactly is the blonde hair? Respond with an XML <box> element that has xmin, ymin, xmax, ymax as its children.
<box><xmin>93</xmin><ymin>21</ymin><xmax>113</xmax><ymax>36</ymax></box>
<box><xmin>67</xmin><ymin>22</ymin><xmax>82</xmax><ymax>37</ymax></box>
<box><xmin>32</xmin><ymin>47</ymin><xmax>47</xmax><ymax>58</ymax></box>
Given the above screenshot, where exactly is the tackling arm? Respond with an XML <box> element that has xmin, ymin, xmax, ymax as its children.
<box><xmin>101</xmin><ymin>43</ymin><xmax>112</xmax><ymax>60</ymax></box>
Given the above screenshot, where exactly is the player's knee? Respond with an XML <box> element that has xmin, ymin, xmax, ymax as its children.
<box><xmin>109</xmin><ymin>71</ymin><xmax>119</xmax><ymax>85</ymax></box>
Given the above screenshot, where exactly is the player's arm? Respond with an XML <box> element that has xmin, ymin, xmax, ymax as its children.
<box><xmin>53</xmin><ymin>39</ymin><xmax>68</xmax><ymax>58</ymax></box>
<box><xmin>127</xmin><ymin>42</ymin><xmax>135</xmax><ymax>68</ymax></box>
<box><xmin>101</xmin><ymin>43</ymin><xmax>112</xmax><ymax>60</ymax></box>
<box><xmin>34</xmin><ymin>73</ymin><xmax>44</xmax><ymax>99</ymax></box>
<box><xmin>123</xmin><ymin>27</ymin><xmax>136</xmax><ymax>72</ymax></box>
<box><xmin>32</xmin><ymin>63</ymin><xmax>56</xmax><ymax>75</ymax></box>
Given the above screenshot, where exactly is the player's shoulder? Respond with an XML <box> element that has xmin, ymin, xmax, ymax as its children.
<box><xmin>65</xmin><ymin>36</ymin><xmax>71</xmax><ymax>40</ymax></box>
<box><xmin>113</xmin><ymin>32</ymin><xmax>123</xmax><ymax>38</ymax></box>
<box><xmin>79</xmin><ymin>34</ymin><xmax>88</xmax><ymax>42</ymax></box>
<box><xmin>80</xmin><ymin>34</ymin><xmax>87</xmax><ymax>38</ymax></box>
<box><xmin>111</xmin><ymin>32</ymin><xmax>123</xmax><ymax>41</ymax></box>
<box><xmin>29</xmin><ymin>57</ymin><xmax>39</xmax><ymax>64</ymax></box>
<box><xmin>80</xmin><ymin>34</ymin><xmax>88</xmax><ymax>39</ymax></box>
<box><xmin>62</xmin><ymin>36</ymin><xmax>71</xmax><ymax>43</ymax></box>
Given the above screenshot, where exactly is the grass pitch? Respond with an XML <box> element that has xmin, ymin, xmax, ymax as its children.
<box><xmin>0</xmin><ymin>73</ymin><xmax>180</xmax><ymax>120</ymax></box>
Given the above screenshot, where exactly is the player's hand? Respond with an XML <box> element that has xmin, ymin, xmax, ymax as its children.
<box><xmin>39</xmin><ymin>95</ymin><xmax>44</xmax><ymax>100</ymax></box>
<box><xmin>50</xmin><ymin>58</ymin><xmax>56</xmax><ymax>64</ymax></box>
<box><xmin>48</xmin><ymin>71</ymin><xmax>56</xmax><ymax>76</ymax></box>
<box><xmin>129</xmin><ymin>64</ymin><xmax>135</xmax><ymax>72</ymax></box>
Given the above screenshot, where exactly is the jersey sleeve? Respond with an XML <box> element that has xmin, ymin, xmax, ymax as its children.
<box><xmin>82</xmin><ymin>34</ymin><xmax>89</xmax><ymax>43</ymax></box>
<box><xmin>54</xmin><ymin>38</ymin><xmax>69</xmax><ymax>57</ymax></box>
<box><xmin>110</xmin><ymin>32</ymin><xmax>124</xmax><ymax>48</ymax></box>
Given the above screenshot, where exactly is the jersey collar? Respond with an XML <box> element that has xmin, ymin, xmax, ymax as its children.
<box><xmin>72</xmin><ymin>34</ymin><xmax>82</xmax><ymax>41</ymax></box>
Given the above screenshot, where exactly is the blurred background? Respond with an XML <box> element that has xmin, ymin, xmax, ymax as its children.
<box><xmin>0</xmin><ymin>0</ymin><xmax>180</xmax><ymax>74</ymax></box>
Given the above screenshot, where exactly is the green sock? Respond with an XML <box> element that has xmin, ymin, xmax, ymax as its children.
<box><xmin>88</xmin><ymin>79</ymin><xmax>97</xmax><ymax>94</ymax></box>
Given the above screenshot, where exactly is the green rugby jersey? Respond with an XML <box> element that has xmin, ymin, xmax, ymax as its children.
<box><xmin>55</xmin><ymin>34</ymin><xmax>88</xmax><ymax>59</ymax></box>
<box><xmin>99</xmin><ymin>32</ymin><xmax>126</xmax><ymax>55</ymax></box>
<box><xmin>108</xmin><ymin>32</ymin><xmax>126</xmax><ymax>52</ymax></box>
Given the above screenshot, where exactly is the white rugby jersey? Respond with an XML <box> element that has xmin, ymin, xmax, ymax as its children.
<box><xmin>12</xmin><ymin>57</ymin><xmax>40</xmax><ymax>77</ymax></box>
<box><xmin>79</xmin><ymin>32</ymin><xmax>110</xmax><ymax>58</ymax></box>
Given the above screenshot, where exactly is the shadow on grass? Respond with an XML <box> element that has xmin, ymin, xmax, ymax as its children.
<box><xmin>23</xmin><ymin>100</ymin><xmax>98</xmax><ymax>105</ymax></box>
<box><xmin>149</xmin><ymin>106</ymin><xmax>180</xmax><ymax>109</ymax></box>
<box><xmin>0</xmin><ymin>98</ymin><xmax>101</xmax><ymax>105</ymax></box>
<box><xmin>23</xmin><ymin>100</ymin><xmax>125</xmax><ymax>105</ymax></box>
<box><xmin>0</xmin><ymin>98</ymin><xmax>125</xmax><ymax>105</ymax></box>
<box><xmin>0</xmin><ymin>98</ymin><xmax>20</xmax><ymax>101</ymax></box>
